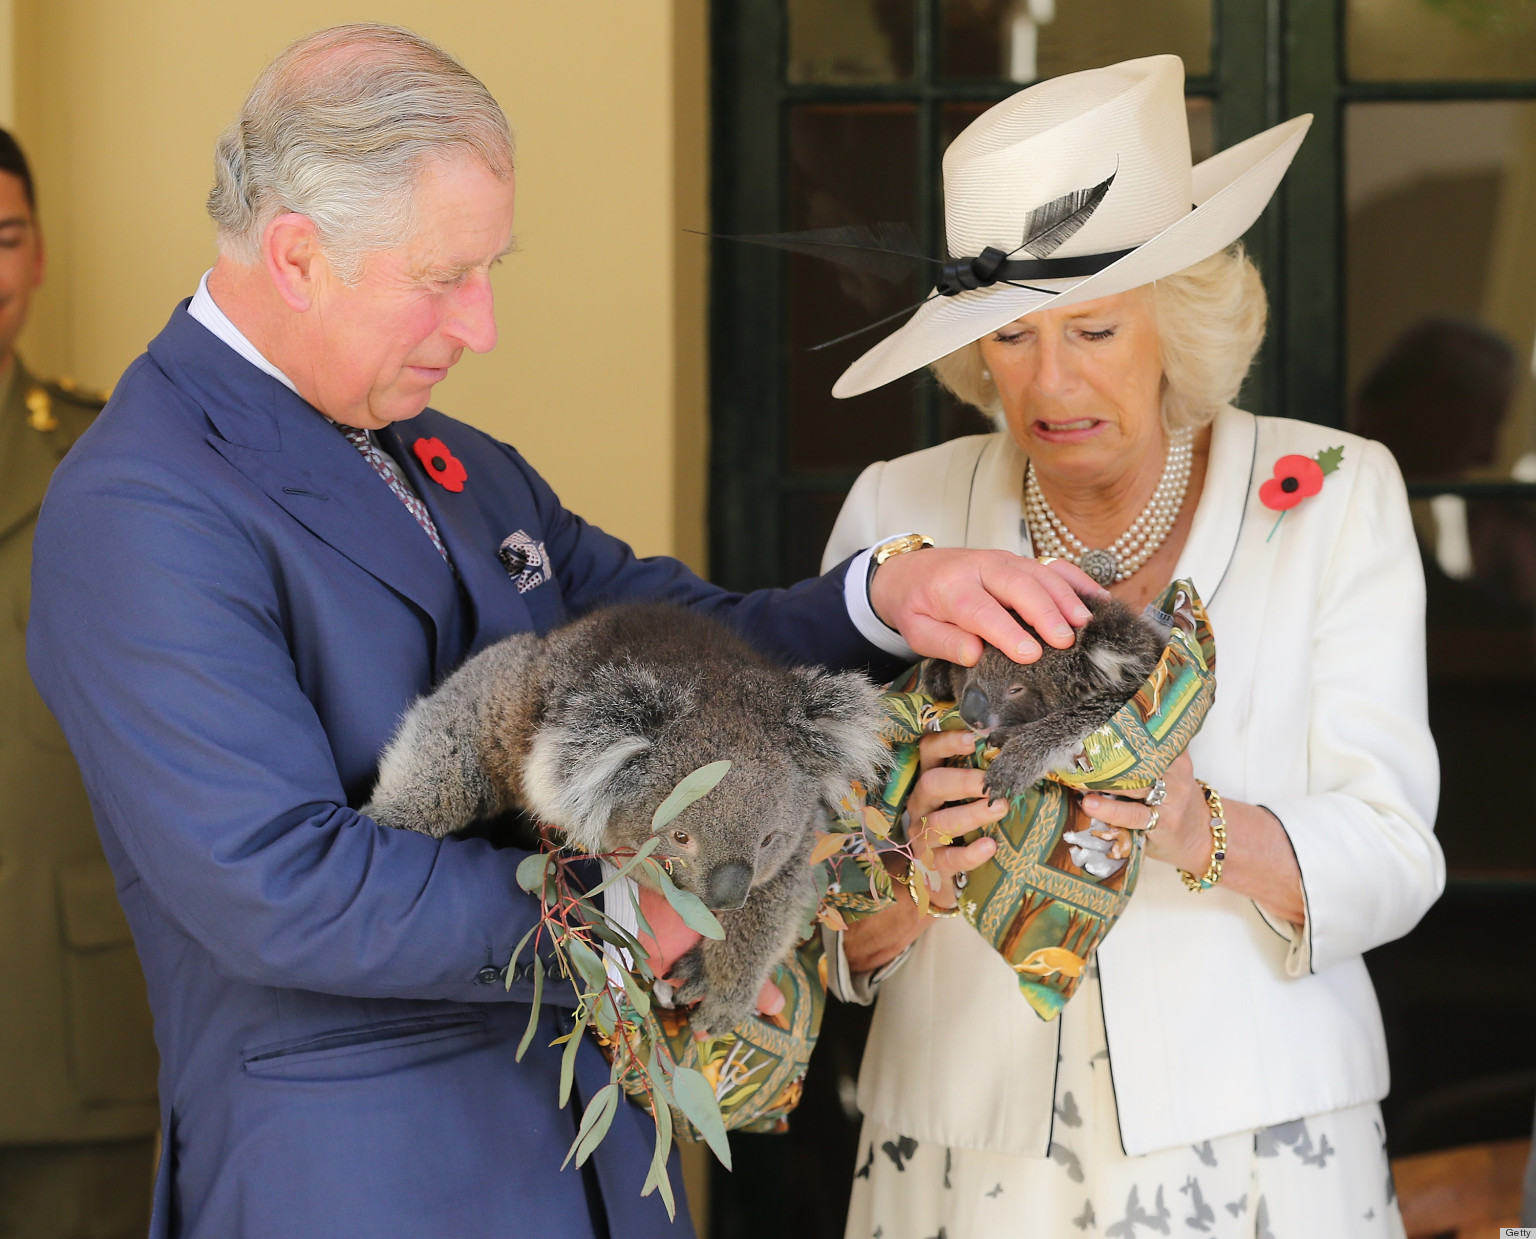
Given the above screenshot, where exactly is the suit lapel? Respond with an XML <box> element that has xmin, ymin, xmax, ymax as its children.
<box><xmin>208</xmin><ymin>421</ymin><xmax>462</xmax><ymax>640</ymax></box>
<box><xmin>380</xmin><ymin>421</ymin><xmax>532</xmax><ymax>650</ymax></box>
<box><xmin>150</xmin><ymin>307</ymin><xmax>464</xmax><ymax>665</ymax></box>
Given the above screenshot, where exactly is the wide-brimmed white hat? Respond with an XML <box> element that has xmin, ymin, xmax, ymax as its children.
<box><xmin>833</xmin><ymin>54</ymin><xmax>1311</xmax><ymax>398</ymax></box>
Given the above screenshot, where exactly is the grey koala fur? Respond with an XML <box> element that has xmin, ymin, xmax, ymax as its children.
<box><xmin>920</xmin><ymin>595</ymin><xmax>1165</xmax><ymax>798</ymax></box>
<box><xmin>365</xmin><ymin>602</ymin><xmax>888</xmax><ymax>1036</ymax></box>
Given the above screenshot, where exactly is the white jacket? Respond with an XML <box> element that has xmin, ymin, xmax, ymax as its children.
<box><xmin>821</xmin><ymin>407</ymin><xmax>1443</xmax><ymax>1156</ymax></box>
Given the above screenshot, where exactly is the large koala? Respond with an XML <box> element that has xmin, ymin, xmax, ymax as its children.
<box><xmin>366</xmin><ymin>602</ymin><xmax>887</xmax><ymax>1036</ymax></box>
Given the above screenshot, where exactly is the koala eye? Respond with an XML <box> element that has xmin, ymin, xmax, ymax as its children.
<box><xmin>1007</xmin><ymin>685</ymin><xmax>1027</xmax><ymax>697</ymax></box>
<box><xmin>760</xmin><ymin>831</ymin><xmax>779</xmax><ymax>850</ymax></box>
<box><xmin>672</xmin><ymin>829</ymin><xmax>691</xmax><ymax>847</ymax></box>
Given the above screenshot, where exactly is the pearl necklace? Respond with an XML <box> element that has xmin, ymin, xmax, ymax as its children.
<box><xmin>1023</xmin><ymin>428</ymin><xmax>1194</xmax><ymax>586</ymax></box>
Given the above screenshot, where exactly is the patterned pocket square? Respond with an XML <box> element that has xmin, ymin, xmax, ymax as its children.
<box><xmin>498</xmin><ymin>530</ymin><xmax>550</xmax><ymax>593</ymax></box>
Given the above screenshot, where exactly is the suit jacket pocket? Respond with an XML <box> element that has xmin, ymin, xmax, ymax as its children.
<box><xmin>56</xmin><ymin>862</ymin><xmax>158</xmax><ymax>1106</ymax></box>
<box><xmin>242</xmin><ymin>1012</ymin><xmax>490</xmax><ymax>1082</ymax></box>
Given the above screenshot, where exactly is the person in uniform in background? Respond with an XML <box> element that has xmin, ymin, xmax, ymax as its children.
<box><xmin>0</xmin><ymin>127</ymin><xmax>159</xmax><ymax>1239</ymax></box>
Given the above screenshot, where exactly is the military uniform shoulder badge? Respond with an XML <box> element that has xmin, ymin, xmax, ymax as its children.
<box><xmin>25</xmin><ymin>385</ymin><xmax>57</xmax><ymax>432</ymax></box>
<box><xmin>27</xmin><ymin>375</ymin><xmax>110</xmax><ymax>436</ymax></box>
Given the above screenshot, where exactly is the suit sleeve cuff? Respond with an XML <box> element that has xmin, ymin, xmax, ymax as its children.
<box><xmin>845</xmin><ymin>544</ymin><xmax>918</xmax><ymax>661</ymax></box>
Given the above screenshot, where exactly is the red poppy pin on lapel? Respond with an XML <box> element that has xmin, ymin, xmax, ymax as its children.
<box><xmin>412</xmin><ymin>437</ymin><xmax>467</xmax><ymax>493</ymax></box>
<box><xmin>1261</xmin><ymin>445</ymin><xmax>1344</xmax><ymax>542</ymax></box>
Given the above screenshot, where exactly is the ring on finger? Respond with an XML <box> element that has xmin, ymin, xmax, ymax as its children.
<box><xmin>1037</xmin><ymin>556</ymin><xmax>1059</xmax><ymax>566</ymax></box>
<box><xmin>1144</xmin><ymin>805</ymin><xmax>1161</xmax><ymax>833</ymax></box>
<box><xmin>1146</xmin><ymin>778</ymin><xmax>1167</xmax><ymax>807</ymax></box>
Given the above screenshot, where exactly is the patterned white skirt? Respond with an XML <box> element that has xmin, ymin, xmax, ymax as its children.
<box><xmin>844</xmin><ymin>966</ymin><xmax>1404</xmax><ymax>1239</ymax></box>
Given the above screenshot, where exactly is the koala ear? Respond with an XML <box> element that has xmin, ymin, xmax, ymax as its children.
<box><xmin>1084</xmin><ymin>640</ymin><xmax>1150</xmax><ymax>694</ymax></box>
<box><xmin>520</xmin><ymin>662</ymin><xmax>692</xmax><ymax>851</ymax></box>
<box><xmin>786</xmin><ymin>666</ymin><xmax>890</xmax><ymax>802</ymax></box>
<box><xmin>919</xmin><ymin>658</ymin><xmax>958</xmax><ymax>702</ymax></box>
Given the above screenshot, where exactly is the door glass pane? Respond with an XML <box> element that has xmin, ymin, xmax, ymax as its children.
<box><xmin>786</xmin><ymin>104</ymin><xmax>920</xmax><ymax>472</ymax></box>
<box><xmin>1346</xmin><ymin>102</ymin><xmax>1536</xmax><ymax>482</ymax></box>
<box><xmin>1347</xmin><ymin>0</ymin><xmax>1536</xmax><ymax>82</ymax></box>
<box><xmin>780</xmin><ymin>490</ymin><xmax>851</xmax><ymax>584</ymax></box>
<box><xmin>1348</xmin><ymin>100</ymin><xmax>1536</xmax><ymax>879</ymax></box>
<box><xmin>1425</xmin><ymin>505</ymin><xmax>1536</xmax><ymax>878</ymax></box>
<box><xmin>940</xmin><ymin>0</ymin><xmax>1211</xmax><ymax>82</ymax></box>
<box><xmin>787</xmin><ymin>0</ymin><xmax>916</xmax><ymax>84</ymax></box>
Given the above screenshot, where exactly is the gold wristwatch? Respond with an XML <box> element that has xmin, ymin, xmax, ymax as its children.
<box><xmin>873</xmin><ymin>532</ymin><xmax>936</xmax><ymax>566</ymax></box>
<box><xmin>867</xmin><ymin>533</ymin><xmax>935</xmax><ymax>592</ymax></box>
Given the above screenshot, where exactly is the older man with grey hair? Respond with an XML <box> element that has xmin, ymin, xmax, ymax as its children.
<box><xmin>26</xmin><ymin>23</ymin><xmax>1095</xmax><ymax>1239</ymax></box>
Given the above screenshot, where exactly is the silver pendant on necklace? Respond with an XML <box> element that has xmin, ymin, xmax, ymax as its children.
<box><xmin>1078</xmin><ymin>548</ymin><xmax>1120</xmax><ymax>587</ymax></box>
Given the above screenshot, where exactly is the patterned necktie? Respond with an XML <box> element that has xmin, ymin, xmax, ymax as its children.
<box><xmin>335</xmin><ymin>424</ymin><xmax>450</xmax><ymax>563</ymax></box>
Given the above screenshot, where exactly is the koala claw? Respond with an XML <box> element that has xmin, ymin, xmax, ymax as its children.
<box><xmin>982</xmin><ymin>747</ymin><xmax>1047</xmax><ymax>799</ymax></box>
<box><xmin>665</xmin><ymin>944</ymin><xmax>709</xmax><ymax>1009</ymax></box>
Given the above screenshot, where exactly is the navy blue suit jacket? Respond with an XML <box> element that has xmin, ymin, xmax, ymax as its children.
<box><xmin>26</xmin><ymin>306</ymin><xmax>890</xmax><ymax>1239</ymax></box>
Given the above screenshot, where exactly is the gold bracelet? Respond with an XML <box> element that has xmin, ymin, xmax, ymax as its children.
<box><xmin>900</xmin><ymin>863</ymin><xmax>963</xmax><ymax>918</ymax></box>
<box><xmin>1179</xmin><ymin>780</ymin><xmax>1228</xmax><ymax>892</ymax></box>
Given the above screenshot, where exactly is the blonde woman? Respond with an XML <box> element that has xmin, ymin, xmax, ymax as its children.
<box><xmin>819</xmin><ymin>56</ymin><xmax>1442</xmax><ymax>1239</ymax></box>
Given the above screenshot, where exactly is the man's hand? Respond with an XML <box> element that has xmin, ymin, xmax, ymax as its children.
<box><xmin>634</xmin><ymin>882</ymin><xmax>784</xmax><ymax>1021</ymax></box>
<box><xmin>868</xmin><ymin>548</ymin><xmax>1104</xmax><ymax>665</ymax></box>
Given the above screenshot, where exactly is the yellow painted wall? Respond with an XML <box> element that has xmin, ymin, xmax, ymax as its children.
<box><xmin>12</xmin><ymin>1</ymin><xmax>709</xmax><ymax>568</ymax></box>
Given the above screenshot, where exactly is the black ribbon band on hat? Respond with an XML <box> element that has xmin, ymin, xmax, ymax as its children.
<box><xmin>935</xmin><ymin>245</ymin><xmax>1137</xmax><ymax>297</ymax></box>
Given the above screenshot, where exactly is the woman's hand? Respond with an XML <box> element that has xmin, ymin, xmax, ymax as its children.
<box><xmin>842</xmin><ymin>730</ymin><xmax>1003</xmax><ymax>973</ymax></box>
<box><xmin>869</xmin><ymin>549</ymin><xmax>1105</xmax><ymax>666</ymax></box>
<box><xmin>1080</xmin><ymin>752</ymin><xmax>1307</xmax><ymax>927</ymax></box>
<box><xmin>1082</xmin><ymin>753</ymin><xmax>1208</xmax><ymax>873</ymax></box>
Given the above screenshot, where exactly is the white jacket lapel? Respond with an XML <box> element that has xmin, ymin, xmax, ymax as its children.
<box><xmin>1172</xmin><ymin>405</ymin><xmax>1258</xmax><ymax>605</ymax></box>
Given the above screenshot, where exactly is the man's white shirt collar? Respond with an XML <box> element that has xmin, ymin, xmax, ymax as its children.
<box><xmin>188</xmin><ymin>270</ymin><xmax>299</xmax><ymax>395</ymax></box>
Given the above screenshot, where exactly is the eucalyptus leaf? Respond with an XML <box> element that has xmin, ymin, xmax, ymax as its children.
<box><xmin>640</xmin><ymin>1080</ymin><xmax>676</xmax><ymax>1218</ymax></box>
<box><xmin>504</xmin><ymin>923</ymin><xmax>538</xmax><ymax>992</ymax></box>
<box><xmin>671</xmin><ymin>1065</ymin><xmax>732</xmax><ymax>1169</ymax></box>
<box><xmin>862</xmin><ymin>805</ymin><xmax>892</xmax><ymax>839</ymax></box>
<box><xmin>565</xmin><ymin>1083</ymin><xmax>620</xmax><ymax>1168</ymax></box>
<box><xmin>644</xmin><ymin>859</ymin><xmax>725</xmax><ymax>940</ymax></box>
<box><xmin>591</xmin><ymin>990</ymin><xmax>619</xmax><ymax>1038</ymax></box>
<box><xmin>558</xmin><ymin>1011</ymin><xmax>588</xmax><ymax>1108</ymax></box>
<box><xmin>585</xmin><ymin>918</ymin><xmax>642</xmax><ymax>956</ymax></box>
<box><xmin>515</xmin><ymin>851</ymin><xmax>553</xmax><ymax>893</ymax></box>
<box><xmin>585</xmin><ymin>836</ymin><xmax>661</xmax><ymax>898</ymax></box>
<box><xmin>566</xmin><ymin>937</ymin><xmax>609</xmax><ymax>994</ymax></box>
<box><xmin>515</xmin><ymin>957</ymin><xmax>544</xmax><ymax>1062</ymax></box>
<box><xmin>629</xmin><ymin>884</ymin><xmax>655</xmax><ymax>942</ymax></box>
<box><xmin>650</xmin><ymin>760</ymin><xmax>733</xmax><ymax>832</ymax></box>
<box><xmin>647</xmin><ymin>1044</ymin><xmax>677</xmax><ymax>1111</ymax></box>
<box><xmin>620</xmin><ymin>967</ymin><xmax>651</xmax><ymax>1018</ymax></box>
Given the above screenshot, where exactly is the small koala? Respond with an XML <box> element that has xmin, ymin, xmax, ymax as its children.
<box><xmin>365</xmin><ymin>602</ymin><xmax>888</xmax><ymax>1036</ymax></box>
<box><xmin>919</xmin><ymin>595</ymin><xmax>1165</xmax><ymax>798</ymax></box>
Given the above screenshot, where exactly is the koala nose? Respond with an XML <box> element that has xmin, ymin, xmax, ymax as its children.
<box><xmin>959</xmin><ymin>685</ymin><xmax>992</xmax><ymax>729</ymax></box>
<box><xmin>704</xmin><ymin>862</ymin><xmax>754</xmax><ymax>910</ymax></box>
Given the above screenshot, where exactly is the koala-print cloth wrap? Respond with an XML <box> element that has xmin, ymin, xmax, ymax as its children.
<box><xmin>849</xmin><ymin>578</ymin><xmax>1216</xmax><ymax>1021</ymax></box>
<box><xmin>605</xmin><ymin>936</ymin><xmax>829</xmax><ymax>1141</ymax></box>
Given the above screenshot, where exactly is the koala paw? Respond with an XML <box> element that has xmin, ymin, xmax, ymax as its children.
<box><xmin>982</xmin><ymin>746</ymin><xmax>1048</xmax><ymax>799</ymax></box>
<box><xmin>665</xmin><ymin>943</ymin><xmax>709</xmax><ymax>1009</ymax></box>
<box><xmin>664</xmin><ymin>945</ymin><xmax>758</xmax><ymax>1039</ymax></box>
<box><xmin>688</xmin><ymin>986</ymin><xmax>760</xmax><ymax>1040</ymax></box>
